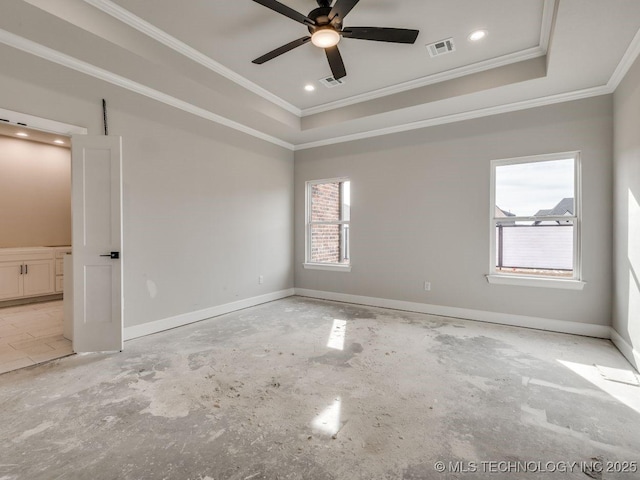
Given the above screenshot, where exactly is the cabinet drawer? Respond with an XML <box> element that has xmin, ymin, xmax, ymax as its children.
<box><xmin>55</xmin><ymin>275</ymin><xmax>64</xmax><ymax>293</ymax></box>
<box><xmin>55</xmin><ymin>249</ymin><xmax>71</xmax><ymax>259</ymax></box>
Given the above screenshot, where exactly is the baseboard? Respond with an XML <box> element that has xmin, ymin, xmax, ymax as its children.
<box><xmin>610</xmin><ymin>328</ymin><xmax>640</xmax><ymax>371</ymax></box>
<box><xmin>294</xmin><ymin>288</ymin><xmax>611</xmax><ymax>339</ymax></box>
<box><xmin>0</xmin><ymin>294</ymin><xmax>63</xmax><ymax>308</ymax></box>
<box><xmin>124</xmin><ymin>288</ymin><xmax>295</xmax><ymax>341</ymax></box>
<box><xmin>122</xmin><ymin>286</ymin><xmax>634</xmax><ymax>368</ymax></box>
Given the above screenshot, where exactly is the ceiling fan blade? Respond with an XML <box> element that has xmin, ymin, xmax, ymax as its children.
<box><xmin>325</xmin><ymin>45</ymin><xmax>347</xmax><ymax>79</ymax></box>
<box><xmin>252</xmin><ymin>0</ymin><xmax>315</xmax><ymax>26</ymax></box>
<box><xmin>252</xmin><ymin>36</ymin><xmax>311</xmax><ymax>64</ymax></box>
<box><xmin>329</xmin><ymin>0</ymin><xmax>360</xmax><ymax>22</ymax></box>
<box><xmin>342</xmin><ymin>27</ymin><xmax>419</xmax><ymax>44</ymax></box>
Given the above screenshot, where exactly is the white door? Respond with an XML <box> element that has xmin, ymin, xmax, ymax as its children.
<box><xmin>71</xmin><ymin>135</ymin><xmax>123</xmax><ymax>352</ymax></box>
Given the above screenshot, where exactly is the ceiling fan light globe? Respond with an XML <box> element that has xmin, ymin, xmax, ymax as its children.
<box><xmin>311</xmin><ymin>29</ymin><xmax>341</xmax><ymax>48</ymax></box>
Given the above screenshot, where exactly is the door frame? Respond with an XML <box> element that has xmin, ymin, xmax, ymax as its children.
<box><xmin>0</xmin><ymin>106</ymin><xmax>124</xmax><ymax>351</ymax></box>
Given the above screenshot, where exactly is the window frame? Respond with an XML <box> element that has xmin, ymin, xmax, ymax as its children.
<box><xmin>304</xmin><ymin>177</ymin><xmax>352</xmax><ymax>272</ymax></box>
<box><xmin>487</xmin><ymin>151</ymin><xmax>585</xmax><ymax>290</ymax></box>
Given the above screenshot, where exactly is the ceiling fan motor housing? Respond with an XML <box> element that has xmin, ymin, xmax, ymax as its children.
<box><xmin>307</xmin><ymin>6</ymin><xmax>340</xmax><ymax>34</ymax></box>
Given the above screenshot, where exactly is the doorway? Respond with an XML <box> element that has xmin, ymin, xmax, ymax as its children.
<box><xmin>0</xmin><ymin>122</ymin><xmax>73</xmax><ymax>373</ymax></box>
<box><xmin>0</xmin><ymin>107</ymin><xmax>126</xmax><ymax>374</ymax></box>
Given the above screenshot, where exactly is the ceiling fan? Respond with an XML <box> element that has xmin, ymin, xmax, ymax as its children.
<box><xmin>251</xmin><ymin>0</ymin><xmax>420</xmax><ymax>80</ymax></box>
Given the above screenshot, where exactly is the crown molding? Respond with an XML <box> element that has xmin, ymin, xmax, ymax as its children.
<box><xmin>0</xmin><ymin>28</ymin><xmax>294</xmax><ymax>150</ymax></box>
<box><xmin>607</xmin><ymin>23</ymin><xmax>640</xmax><ymax>90</ymax></box>
<box><xmin>84</xmin><ymin>0</ymin><xmax>557</xmax><ymax>120</ymax></box>
<box><xmin>294</xmin><ymin>85</ymin><xmax>611</xmax><ymax>150</ymax></box>
<box><xmin>0</xmin><ymin>24</ymin><xmax>619</xmax><ymax>153</ymax></box>
<box><xmin>3</xmin><ymin>3</ymin><xmax>640</xmax><ymax>154</ymax></box>
<box><xmin>539</xmin><ymin>0</ymin><xmax>557</xmax><ymax>53</ymax></box>
<box><xmin>82</xmin><ymin>0</ymin><xmax>302</xmax><ymax>117</ymax></box>
<box><xmin>300</xmin><ymin>46</ymin><xmax>546</xmax><ymax>117</ymax></box>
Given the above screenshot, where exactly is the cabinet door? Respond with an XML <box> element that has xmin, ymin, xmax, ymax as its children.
<box><xmin>55</xmin><ymin>258</ymin><xmax>64</xmax><ymax>276</ymax></box>
<box><xmin>23</xmin><ymin>260</ymin><xmax>55</xmax><ymax>297</ymax></box>
<box><xmin>0</xmin><ymin>262</ymin><xmax>23</xmax><ymax>300</ymax></box>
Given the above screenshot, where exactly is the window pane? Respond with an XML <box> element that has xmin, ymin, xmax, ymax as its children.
<box><xmin>495</xmin><ymin>159</ymin><xmax>574</xmax><ymax>217</ymax></box>
<box><xmin>495</xmin><ymin>221</ymin><xmax>573</xmax><ymax>277</ymax></box>
<box><xmin>342</xmin><ymin>181</ymin><xmax>351</xmax><ymax>221</ymax></box>
<box><xmin>311</xmin><ymin>182</ymin><xmax>341</xmax><ymax>222</ymax></box>
<box><xmin>310</xmin><ymin>224</ymin><xmax>349</xmax><ymax>264</ymax></box>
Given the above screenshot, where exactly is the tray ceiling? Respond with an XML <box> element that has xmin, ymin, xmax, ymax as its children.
<box><xmin>2</xmin><ymin>0</ymin><xmax>640</xmax><ymax>149</ymax></box>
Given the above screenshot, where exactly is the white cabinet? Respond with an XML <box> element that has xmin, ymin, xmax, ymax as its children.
<box><xmin>0</xmin><ymin>262</ymin><xmax>24</xmax><ymax>299</ymax></box>
<box><xmin>22</xmin><ymin>260</ymin><xmax>55</xmax><ymax>297</ymax></box>
<box><xmin>54</xmin><ymin>247</ymin><xmax>71</xmax><ymax>293</ymax></box>
<box><xmin>0</xmin><ymin>248</ymin><xmax>63</xmax><ymax>301</ymax></box>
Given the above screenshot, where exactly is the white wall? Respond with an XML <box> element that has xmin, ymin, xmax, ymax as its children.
<box><xmin>613</xmin><ymin>54</ymin><xmax>640</xmax><ymax>367</ymax></box>
<box><xmin>0</xmin><ymin>44</ymin><xmax>294</xmax><ymax>328</ymax></box>
<box><xmin>295</xmin><ymin>96</ymin><xmax>613</xmax><ymax>328</ymax></box>
<box><xmin>0</xmin><ymin>136</ymin><xmax>71</xmax><ymax>248</ymax></box>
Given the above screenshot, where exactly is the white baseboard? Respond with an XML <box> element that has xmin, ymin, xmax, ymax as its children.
<box><xmin>294</xmin><ymin>288</ymin><xmax>611</xmax><ymax>339</ymax></box>
<box><xmin>123</xmin><ymin>286</ymin><xmax>636</xmax><ymax>370</ymax></box>
<box><xmin>610</xmin><ymin>328</ymin><xmax>640</xmax><ymax>371</ymax></box>
<box><xmin>124</xmin><ymin>288</ymin><xmax>295</xmax><ymax>341</ymax></box>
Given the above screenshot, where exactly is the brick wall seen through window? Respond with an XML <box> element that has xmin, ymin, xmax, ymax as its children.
<box><xmin>307</xmin><ymin>179</ymin><xmax>350</xmax><ymax>265</ymax></box>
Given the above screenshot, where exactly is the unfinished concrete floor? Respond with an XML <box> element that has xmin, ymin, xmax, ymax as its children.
<box><xmin>0</xmin><ymin>296</ymin><xmax>639</xmax><ymax>479</ymax></box>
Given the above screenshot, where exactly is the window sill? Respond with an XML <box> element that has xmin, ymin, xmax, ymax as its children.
<box><xmin>303</xmin><ymin>263</ymin><xmax>352</xmax><ymax>273</ymax></box>
<box><xmin>486</xmin><ymin>274</ymin><xmax>585</xmax><ymax>290</ymax></box>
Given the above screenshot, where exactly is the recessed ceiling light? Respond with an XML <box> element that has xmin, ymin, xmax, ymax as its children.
<box><xmin>304</xmin><ymin>84</ymin><xmax>316</xmax><ymax>92</ymax></box>
<box><xmin>16</xmin><ymin>132</ymin><xmax>29</xmax><ymax>137</ymax></box>
<box><xmin>468</xmin><ymin>30</ymin><xmax>487</xmax><ymax>42</ymax></box>
<box><xmin>54</xmin><ymin>139</ymin><xmax>65</xmax><ymax>145</ymax></box>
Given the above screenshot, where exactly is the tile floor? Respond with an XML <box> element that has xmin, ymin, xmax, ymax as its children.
<box><xmin>0</xmin><ymin>300</ymin><xmax>73</xmax><ymax>374</ymax></box>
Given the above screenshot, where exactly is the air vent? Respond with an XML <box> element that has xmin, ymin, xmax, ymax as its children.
<box><xmin>426</xmin><ymin>38</ymin><xmax>456</xmax><ymax>57</ymax></box>
<box><xmin>319</xmin><ymin>76</ymin><xmax>346</xmax><ymax>88</ymax></box>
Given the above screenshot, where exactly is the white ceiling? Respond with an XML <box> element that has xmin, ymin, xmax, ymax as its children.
<box><xmin>3</xmin><ymin>0</ymin><xmax>640</xmax><ymax>149</ymax></box>
<box><xmin>110</xmin><ymin>0</ymin><xmax>549</xmax><ymax>110</ymax></box>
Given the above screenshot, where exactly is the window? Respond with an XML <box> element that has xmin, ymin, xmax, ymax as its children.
<box><xmin>305</xmin><ymin>178</ymin><xmax>351</xmax><ymax>272</ymax></box>
<box><xmin>488</xmin><ymin>152</ymin><xmax>584</xmax><ymax>289</ymax></box>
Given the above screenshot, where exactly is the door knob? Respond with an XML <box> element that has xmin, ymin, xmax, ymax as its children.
<box><xmin>100</xmin><ymin>251</ymin><xmax>120</xmax><ymax>259</ymax></box>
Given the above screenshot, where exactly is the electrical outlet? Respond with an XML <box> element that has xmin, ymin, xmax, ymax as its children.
<box><xmin>259</xmin><ymin>275</ymin><xmax>264</xmax><ymax>285</ymax></box>
<box><xmin>424</xmin><ymin>281</ymin><xmax>431</xmax><ymax>291</ymax></box>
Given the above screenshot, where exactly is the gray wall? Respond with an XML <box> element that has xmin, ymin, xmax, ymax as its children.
<box><xmin>0</xmin><ymin>39</ymin><xmax>619</xmax><ymax>335</ymax></box>
<box><xmin>0</xmin><ymin>45</ymin><xmax>294</xmax><ymax>328</ymax></box>
<box><xmin>295</xmin><ymin>96</ymin><xmax>613</xmax><ymax>327</ymax></box>
<box><xmin>613</xmin><ymin>54</ymin><xmax>640</xmax><ymax>356</ymax></box>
